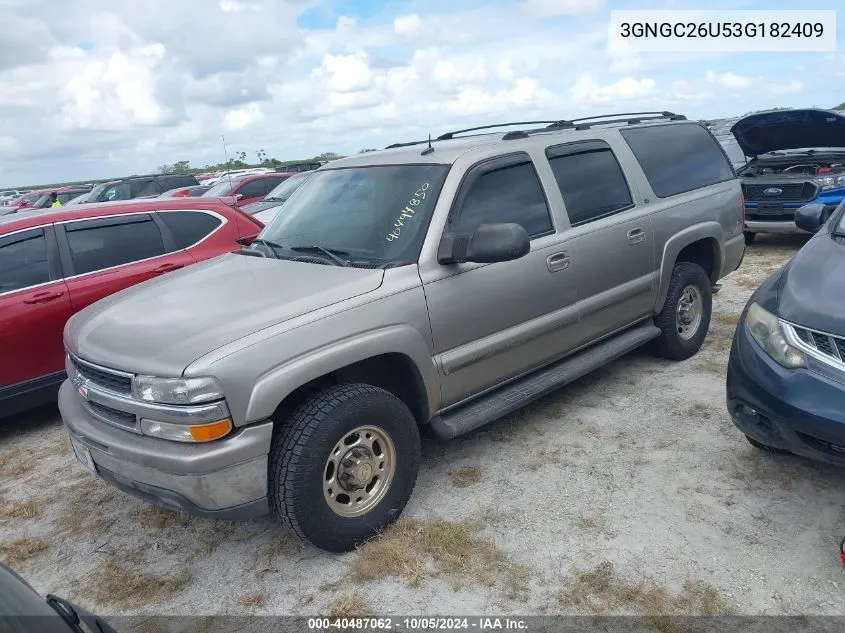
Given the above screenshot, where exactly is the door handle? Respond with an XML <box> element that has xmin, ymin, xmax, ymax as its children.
<box><xmin>153</xmin><ymin>263</ymin><xmax>184</xmax><ymax>274</ymax></box>
<box><xmin>23</xmin><ymin>290</ymin><xmax>65</xmax><ymax>304</ymax></box>
<box><xmin>547</xmin><ymin>251</ymin><xmax>570</xmax><ymax>272</ymax></box>
<box><xmin>627</xmin><ymin>228</ymin><xmax>646</xmax><ymax>245</ymax></box>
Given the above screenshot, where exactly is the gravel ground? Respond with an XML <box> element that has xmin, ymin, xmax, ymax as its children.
<box><xmin>2</xmin><ymin>233</ymin><xmax>844</xmax><ymax>619</ymax></box>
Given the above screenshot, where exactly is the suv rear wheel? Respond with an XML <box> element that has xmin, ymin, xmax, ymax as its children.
<box><xmin>652</xmin><ymin>262</ymin><xmax>712</xmax><ymax>361</ymax></box>
<box><xmin>268</xmin><ymin>383</ymin><xmax>421</xmax><ymax>552</ymax></box>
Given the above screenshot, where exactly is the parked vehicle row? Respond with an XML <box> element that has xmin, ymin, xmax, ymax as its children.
<box><xmin>0</xmin><ymin>198</ymin><xmax>263</xmax><ymax>417</ymax></box>
<box><xmin>57</xmin><ymin>111</ymin><xmax>747</xmax><ymax>552</ymax></box>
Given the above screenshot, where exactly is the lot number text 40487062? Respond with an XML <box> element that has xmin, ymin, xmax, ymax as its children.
<box><xmin>308</xmin><ymin>617</ymin><xmax>528</xmax><ymax>631</ymax></box>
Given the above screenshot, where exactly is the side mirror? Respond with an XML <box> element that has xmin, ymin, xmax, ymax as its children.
<box><xmin>438</xmin><ymin>222</ymin><xmax>530</xmax><ymax>265</ymax></box>
<box><xmin>794</xmin><ymin>203</ymin><xmax>826</xmax><ymax>234</ymax></box>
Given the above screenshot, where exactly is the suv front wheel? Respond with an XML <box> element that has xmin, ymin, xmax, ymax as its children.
<box><xmin>268</xmin><ymin>383</ymin><xmax>421</xmax><ymax>552</ymax></box>
<box><xmin>652</xmin><ymin>262</ymin><xmax>712</xmax><ymax>361</ymax></box>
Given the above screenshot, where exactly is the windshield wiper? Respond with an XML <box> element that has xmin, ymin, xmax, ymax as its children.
<box><xmin>289</xmin><ymin>245</ymin><xmax>351</xmax><ymax>267</ymax></box>
<box><xmin>247</xmin><ymin>238</ymin><xmax>287</xmax><ymax>258</ymax></box>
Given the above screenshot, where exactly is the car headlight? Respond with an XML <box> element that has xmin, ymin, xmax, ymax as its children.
<box><xmin>745</xmin><ymin>303</ymin><xmax>805</xmax><ymax>368</ymax></box>
<box><xmin>131</xmin><ymin>375</ymin><xmax>224</xmax><ymax>405</ymax></box>
<box><xmin>813</xmin><ymin>174</ymin><xmax>845</xmax><ymax>191</ymax></box>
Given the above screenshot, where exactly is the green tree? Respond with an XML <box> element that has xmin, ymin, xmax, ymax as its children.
<box><xmin>834</xmin><ymin>101</ymin><xmax>845</xmax><ymax>111</ymax></box>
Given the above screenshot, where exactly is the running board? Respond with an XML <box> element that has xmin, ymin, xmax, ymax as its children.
<box><xmin>429</xmin><ymin>321</ymin><xmax>661</xmax><ymax>440</ymax></box>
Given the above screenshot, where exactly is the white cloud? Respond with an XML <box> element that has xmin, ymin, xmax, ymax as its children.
<box><xmin>222</xmin><ymin>102</ymin><xmax>264</xmax><ymax>131</ymax></box>
<box><xmin>522</xmin><ymin>0</ymin><xmax>604</xmax><ymax>18</ymax></box>
<box><xmin>57</xmin><ymin>44</ymin><xmax>172</xmax><ymax>132</ymax></box>
<box><xmin>315</xmin><ymin>52</ymin><xmax>374</xmax><ymax>93</ymax></box>
<box><xmin>766</xmin><ymin>81</ymin><xmax>803</xmax><ymax>96</ymax></box>
<box><xmin>705</xmin><ymin>71</ymin><xmax>753</xmax><ymax>89</ymax></box>
<box><xmin>393</xmin><ymin>14</ymin><xmax>421</xmax><ymax>37</ymax></box>
<box><xmin>569</xmin><ymin>72</ymin><xmax>656</xmax><ymax>103</ymax></box>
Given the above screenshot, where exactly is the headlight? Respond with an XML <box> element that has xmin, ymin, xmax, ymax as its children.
<box><xmin>745</xmin><ymin>303</ymin><xmax>805</xmax><ymax>368</ymax></box>
<box><xmin>131</xmin><ymin>375</ymin><xmax>224</xmax><ymax>405</ymax></box>
<box><xmin>813</xmin><ymin>174</ymin><xmax>845</xmax><ymax>191</ymax></box>
<box><xmin>140</xmin><ymin>418</ymin><xmax>233</xmax><ymax>443</ymax></box>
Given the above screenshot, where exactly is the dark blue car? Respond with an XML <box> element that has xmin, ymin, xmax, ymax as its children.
<box><xmin>727</xmin><ymin>200</ymin><xmax>845</xmax><ymax>463</ymax></box>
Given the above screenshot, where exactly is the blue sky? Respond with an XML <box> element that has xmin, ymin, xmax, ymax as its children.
<box><xmin>0</xmin><ymin>0</ymin><xmax>843</xmax><ymax>186</ymax></box>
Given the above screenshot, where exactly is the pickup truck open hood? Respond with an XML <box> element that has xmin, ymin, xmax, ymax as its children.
<box><xmin>777</xmin><ymin>233</ymin><xmax>845</xmax><ymax>335</ymax></box>
<box><xmin>730</xmin><ymin>109</ymin><xmax>845</xmax><ymax>157</ymax></box>
<box><xmin>65</xmin><ymin>253</ymin><xmax>385</xmax><ymax>376</ymax></box>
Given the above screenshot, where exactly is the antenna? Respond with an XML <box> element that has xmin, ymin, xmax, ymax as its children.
<box><xmin>221</xmin><ymin>133</ymin><xmax>234</xmax><ymax>192</ymax></box>
<box><xmin>421</xmin><ymin>133</ymin><xmax>434</xmax><ymax>156</ymax></box>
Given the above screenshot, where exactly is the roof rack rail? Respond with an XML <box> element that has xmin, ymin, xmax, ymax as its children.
<box><xmin>546</xmin><ymin>111</ymin><xmax>686</xmax><ymax>130</ymax></box>
<box><xmin>436</xmin><ymin>121</ymin><xmax>559</xmax><ymax>141</ymax></box>
<box><xmin>385</xmin><ymin>111</ymin><xmax>687</xmax><ymax>149</ymax></box>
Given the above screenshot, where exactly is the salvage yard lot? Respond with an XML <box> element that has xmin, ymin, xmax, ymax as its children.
<box><xmin>2</xmin><ymin>234</ymin><xmax>844</xmax><ymax>617</ymax></box>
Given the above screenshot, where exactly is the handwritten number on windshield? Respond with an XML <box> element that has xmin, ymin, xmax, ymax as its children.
<box><xmin>386</xmin><ymin>183</ymin><xmax>430</xmax><ymax>242</ymax></box>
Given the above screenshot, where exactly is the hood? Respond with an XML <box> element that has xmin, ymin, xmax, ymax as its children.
<box><xmin>65</xmin><ymin>253</ymin><xmax>385</xmax><ymax>376</ymax></box>
<box><xmin>777</xmin><ymin>233</ymin><xmax>845</xmax><ymax>334</ymax></box>
<box><xmin>730</xmin><ymin>109</ymin><xmax>845</xmax><ymax>157</ymax></box>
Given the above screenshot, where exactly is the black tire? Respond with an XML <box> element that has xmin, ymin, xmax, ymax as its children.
<box><xmin>652</xmin><ymin>262</ymin><xmax>712</xmax><ymax>361</ymax></box>
<box><xmin>268</xmin><ymin>383</ymin><xmax>421</xmax><ymax>552</ymax></box>
<box><xmin>746</xmin><ymin>435</ymin><xmax>792</xmax><ymax>455</ymax></box>
<box><xmin>744</xmin><ymin>232</ymin><xmax>756</xmax><ymax>245</ymax></box>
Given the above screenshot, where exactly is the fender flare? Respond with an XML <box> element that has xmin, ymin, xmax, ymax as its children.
<box><xmin>654</xmin><ymin>222</ymin><xmax>724</xmax><ymax>313</ymax></box>
<box><xmin>243</xmin><ymin>325</ymin><xmax>439</xmax><ymax>423</ymax></box>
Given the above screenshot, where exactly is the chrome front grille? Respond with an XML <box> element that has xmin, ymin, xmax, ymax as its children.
<box><xmin>70</xmin><ymin>355</ymin><xmax>133</xmax><ymax>395</ymax></box>
<box><xmin>790</xmin><ymin>325</ymin><xmax>845</xmax><ymax>368</ymax></box>
<box><xmin>84</xmin><ymin>399</ymin><xmax>138</xmax><ymax>431</ymax></box>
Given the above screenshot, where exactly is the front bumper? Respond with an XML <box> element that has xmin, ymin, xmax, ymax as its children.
<box><xmin>744</xmin><ymin>219</ymin><xmax>806</xmax><ymax>235</ymax></box>
<box><xmin>726</xmin><ymin>323</ymin><xmax>845</xmax><ymax>466</ymax></box>
<box><xmin>58</xmin><ymin>380</ymin><xmax>272</xmax><ymax>519</ymax></box>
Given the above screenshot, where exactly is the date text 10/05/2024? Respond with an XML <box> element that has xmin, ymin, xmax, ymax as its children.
<box><xmin>308</xmin><ymin>617</ymin><xmax>528</xmax><ymax>631</ymax></box>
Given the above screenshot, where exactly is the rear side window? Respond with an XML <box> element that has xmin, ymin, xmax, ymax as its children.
<box><xmin>620</xmin><ymin>123</ymin><xmax>734</xmax><ymax>198</ymax></box>
<box><xmin>546</xmin><ymin>142</ymin><xmax>634</xmax><ymax>227</ymax></box>
<box><xmin>237</xmin><ymin>179</ymin><xmax>267</xmax><ymax>199</ymax></box>
<box><xmin>0</xmin><ymin>229</ymin><xmax>50</xmax><ymax>294</ymax></box>
<box><xmin>65</xmin><ymin>216</ymin><xmax>165</xmax><ymax>274</ymax></box>
<box><xmin>451</xmin><ymin>161</ymin><xmax>553</xmax><ymax>238</ymax></box>
<box><xmin>158</xmin><ymin>211</ymin><xmax>223</xmax><ymax>249</ymax></box>
<box><xmin>101</xmin><ymin>182</ymin><xmax>132</xmax><ymax>202</ymax></box>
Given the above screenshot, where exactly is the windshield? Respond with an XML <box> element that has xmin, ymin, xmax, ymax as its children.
<box><xmin>259</xmin><ymin>164</ymin><xmax>449</xmax><ymax>265</ymax></box>
<box><xmin>265</xmin><ymin>172</ymin><xmax>311</xmax><ymax>200</ymax></box>
<box><xmin>203</xmin><ymin>176</ymin><xmax>246</xmax><ymax>197</ymax></box>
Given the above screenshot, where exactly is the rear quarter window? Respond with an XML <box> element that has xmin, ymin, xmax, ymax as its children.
<box><xmin>158</xmin><ymin>210</ymin><xmax>224</xmax><ymax>249</ymax></box>
<box><xmin>620</xmin><ymin>123</ymin><xmax>734</xmax><ymax>198</ymax></box>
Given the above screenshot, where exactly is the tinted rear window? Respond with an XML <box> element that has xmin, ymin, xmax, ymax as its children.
<box><xmin>620</xmin><ymin>123</ymin><xmax>734</xmax><ymax>198</ymax></box>
<box><xmin>158</xmin><ymin>211</ymin><xmax>223</xmax><ymax>249</ymax></box>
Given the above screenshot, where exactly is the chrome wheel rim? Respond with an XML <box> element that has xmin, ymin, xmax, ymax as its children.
<box><xmin>676</xmin><ymin>285</ymin><xmax>703</xmax><ymax>341</ymax></box>
<box><xmin>323</xmin><ymin>425</ymin><xmax>396</xmax><ymax>518</ymax></box>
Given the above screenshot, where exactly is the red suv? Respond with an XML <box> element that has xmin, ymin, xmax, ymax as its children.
<box><xmin>201</xmin><ymin>172</ymin><xmax>293</xmax><ymax>207</ymax></box>
<box><xmin>0</xmin><ymin>198</ymin><xmax>263</xmax><ymax>417</ymax></box>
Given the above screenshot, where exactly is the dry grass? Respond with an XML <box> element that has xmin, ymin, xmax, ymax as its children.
<box><xmin>702</xmin><ymin>357</ymin><xmax>726</xmax><ymax>375</ymax></box>
<box><xmin>238</xmin><ymin>594</ymin><xmax>267</xmax><ymax>608</ymax></box>
<box><xmin>0</xmin><ymin>442</ymin><xmax>32</xmax><ymax>477</ymax></box>
<box><xmin>330</xmin><ymin>592</ymin><xmax>375</xmax><ymax>619</ymax></box>
<box><xmin>0</xmin><ymin>538</ymin><xmax>50</xmax><ymax>567</ymax></box>
<box><xmin>352</xmin><ymin>518</ymin><xmax>515</xmax><ymax>592</ymax></box>
<box><xmin>449</xmin><ymin>466</ymin><xmax>482</xmax><ymax>488</ymax></box>
<box><xmin>80</xmin><ymin>554</ymin><xmax>191</xmax><ymax>610</ymax></box>
<box><xmin>50</xmin><ymin>479</ymin><xmax>119</xmax><ymax>540</ymax></box>
<box><xmin>560</xmin><ymin>560</ymin><xmax>730</xmax><ymax>616</ymax></box>
<box><xmin>684</xmin><ymin>402</ymin><xmax>716</xmax><ymax>419</ymax></box>
<box><xmin>1</xmin><ymin>500</ymin><xmax>39</xmax><ymax>520</ymax></box>
<box><xmin>578</xmin><ymin>515</ymin><xmax>610</xmax><ymax>536</ymax></box>
<box><xmin>136</xmin><ymin>505</ymin><xmax>195</xmax><ymax>530</ymax></box>
<box><xmin>255</xmin><ymin>535</ymin><xmax>300</xmax><ymax>574</ymax></box>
